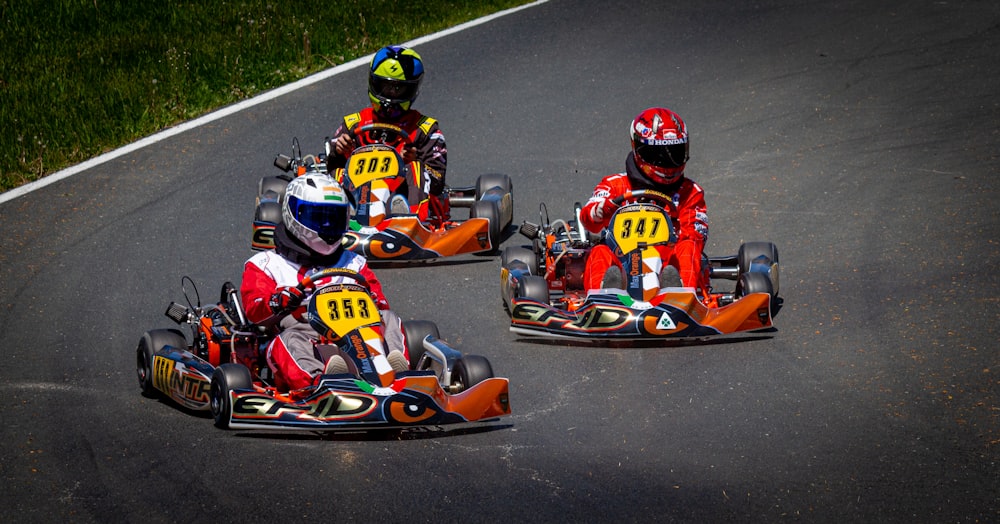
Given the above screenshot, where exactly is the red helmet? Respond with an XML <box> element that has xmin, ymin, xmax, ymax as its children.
<box><xmin>630</xmin><ymin>107</ymin><xmax>689</xmax><ymax>185</ymax></box>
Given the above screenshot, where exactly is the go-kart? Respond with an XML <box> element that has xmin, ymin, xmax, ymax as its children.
<box><xmin>499</xmin><ymin>189</ymin><xmax>779</xmax><ymax>342</ymax></box>
<box><xmin>251</xmin><ymin>124</ymin><xmax>514</xmax><ymax>262</ymax></box>
<box><xmin>136</xmin><ymin>268</ymin><xmax>511</xmax><ymax>431</ymax></box>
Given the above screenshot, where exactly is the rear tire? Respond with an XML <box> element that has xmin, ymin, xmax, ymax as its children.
<box><xmin>475</xmin><ymin>173</ymin><xmax>512</xmax><ymax>199</ymax></box>
<box><xmin>136</xmin><ymin>329</ymin><xmax>186</xmax><ymax>398</ymax></box>
<box><xmin>401</xmin><ymin>320</ymin><xmax>440</xmax><ymax>371</ymax></box>
<box><xmin>258</xmin><ymin>176</ymin><xmax>289</xmax><ymax>201</ymax></box>
<box><xmin>501</xmin><ymin>246</ymin><xmax>539</xmax><ymax>275</ymax></box>
<box><xmin>210</xmin><ymin>364</ymin><xmax>253</xmax><ymax>429</ymax></box>
<box><xmin>450</xmin><ymin>355</ymin><xmax>495</xmax><ymax>392</ymax></box>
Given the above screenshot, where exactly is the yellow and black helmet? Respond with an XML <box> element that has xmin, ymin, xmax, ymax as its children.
<box><xmin>368</xmin><ymin>45</ymin><xmax>424</xmax><ymax>119</ymax></box>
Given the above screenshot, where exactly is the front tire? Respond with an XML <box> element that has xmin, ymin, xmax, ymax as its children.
<box><xmin>738</xmin><ymin>242</ymin><xmax>779</xmax><ymax>297</ymax></box>
<box><xmin>401</xmin><ymin>320</ymin><xmax>440</xmax><ymax>371</ymax></box>
<box><xmin>471</xmin><ymin>199</ymin><xmax>502</xmax><ymax>253</ymax></box>
<box><xmin>136</xmin><ymin>329</ymin><xmax>186</xmax><ymax>398</ymax></box>
<box><xmin>210</xmin><ymin>364</ymin><xmax>253</xmax><ymax>429</ymax></box>
<box><xmin>450</xmin><ymin>355</ymin><xmax>495</xmax><ymax>393</ymax></box>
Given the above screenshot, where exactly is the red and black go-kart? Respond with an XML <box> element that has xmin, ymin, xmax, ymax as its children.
<box><xmin>136</xmin><ymin>268</ymin><xmax>511</xmax><ymax>431</ymax></box>
<box><xmin>499</xmin><ymin>189</ymin><xmax>779</xmax><ymax>342</ymax></box>
<box><xmin>251</xmin><ymin>124</ymin><xmax>513</xmax><ymax>262</ymax></box>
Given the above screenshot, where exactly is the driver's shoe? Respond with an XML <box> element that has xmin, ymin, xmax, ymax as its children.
<box><xmin>387</xmin><ymin>350</ymin><xmax>409</xmax><ymax>373</ymax></box>
<box><xmin>389</xmin><ymin>195</ymin><xmax>410</xmax><ymax>216</ymax></box>
<box><xmin>601</xmin><ymin>266</ymin><xmax>624</xmax><ymax>289</ymax></box>
<box><xmin>323</xmin><ymin>355</ymin><xmax>349</xmax><ymax>375</ymax></box>
<box><xmin>659</xmin><ymin>265</ymin><xmax>682</xmax><ymax>289</ymax></box>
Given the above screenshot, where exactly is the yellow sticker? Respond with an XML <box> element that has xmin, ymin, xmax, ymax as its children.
<box><xmin>312</xmin><ymin>288</ymin><xmax>379</xmax><ymax>338</ymax></box>
<box><xmin>346</xmin><ymin>148</ymin><xmax>401</xmax><ymax>187</ymax></box>
<box><xmin>609</xmin><ymin>206</ymin><xmax>673</xmax><ymax>253</ymax></box>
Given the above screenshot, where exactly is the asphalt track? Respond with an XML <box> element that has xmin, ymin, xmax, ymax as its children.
<box><xmin>1</xmin><ymin>1</ymin><xmax>997</xmax><ymax>522</ymax></box>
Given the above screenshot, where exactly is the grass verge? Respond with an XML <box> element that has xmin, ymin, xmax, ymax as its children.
<box><xmin>0</xmin><ymin>0</ymin><xmax>531</xmax><ymax>193</ymax></box>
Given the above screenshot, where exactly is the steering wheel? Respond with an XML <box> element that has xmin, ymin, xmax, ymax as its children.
<box><xmin>610</xmin><ymin>189</ymin><xmax>678</xmax><ymax>215</ymax></box>
<box><xmin>352</xmin><ymin>123</ymin><xmax>413</xmax><ymax>153</ymax></box>
<box><xmin>298</xmin><ymin>267</ymin><xmax>370</xmax><ymax>293</ymax></box>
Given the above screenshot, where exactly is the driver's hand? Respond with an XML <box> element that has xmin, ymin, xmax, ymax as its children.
<box><xmin>401</xmin><ymin>145</ymin><xmax>417</xmax><ymax>163</ymax></box>
<box><xmin>589</xmin><ymin>198</ymin><xmax>617</xmax><ymax>222</ymax></box>
<box><xmin>334</xmin><ymin>134</ymin><xmax>356</xmax><ymax>156</ymax></box>
<box><xmin>268</xmin><ymin>286</ymin><xmax>305</xmax><ymax>314</ymax></box>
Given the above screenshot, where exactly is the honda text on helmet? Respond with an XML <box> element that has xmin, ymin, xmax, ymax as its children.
<box><xmin>631</xmin><ymin>107</ymin><xmax>690</xmax><ymax>185</ymax></box>
<box><xmin>282</xmin><ymin>173</ymin><xmax>350</xmax><ymax>255</ymax></box>
<box><xmin>368</xmin><ymin>45</ymin><xmax>424</xmax><ymax>119</ymax></box>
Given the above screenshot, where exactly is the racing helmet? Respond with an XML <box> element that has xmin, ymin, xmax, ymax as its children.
<box><xmin>630</xmin><ymin>107</ymin><xmax>690</xmax><ymax>185</ymax></box>
<box><xmin>368</xmin><ymin>45</ymin><xmax>424</xmax><ymax>119</ymax></box>
<box><xmin>282</xmin><ymin>173</ymin><xmax>350</xmax><ymax>255</ymax></box>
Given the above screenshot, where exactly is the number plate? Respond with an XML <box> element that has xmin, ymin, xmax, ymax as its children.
<box><xmin>310</xmin><ymin>286</ymin><xmax>379</xmax><ymax>339</ymax></box>
<box><xmin>608</xmin><ymin>205</ymin><xmax>674</xmax><ymax>253</ymax></box>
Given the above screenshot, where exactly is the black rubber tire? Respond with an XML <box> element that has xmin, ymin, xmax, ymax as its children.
<box><xmin>450</xmin><ymin>355</ymin><xmax>495</xmax><ymax>393</ymax></box>
<box><xmin>136</xmin><ymin>329</ymin><xmax>186</xmax><ymax>398</ymax></box>
<box><xmin>501</xmin><ymin>246</ymin><xmax>539</xmax><ymax>276</ymax></box>
<box><xmin>255</xmin><ymin>200</ymin><xmax>282</xmax><ymax>225</ymax></box>
<box><xmin>471</xmin><ymin>199</ymin><xmax>502</xmax><ymax>253</ymax></box>
<box><xmin>401</xmin><ymin>320</ymin><xmax>440</xmax><ymax>371</ymax></box>
<box><xmin>738</xmin><ymin>242</ymin><xmax>780</xmax><ymax>297</ymax></box>
<box><xmin>736</xmin><ymin>271</ymin><xmax>774</xmax><ymax>299</ymax></box>
<box><xmin>210</xmin><ymin>363</ymin><xmax>253</xmax><ymax>429</ymax></box>
<box><xmin>258</xmin><ymin>175</ymin><xmax>289</xmax><ymax>200</ymax></box>
<box><xmin>517</xmin><ymin>274</ymin><xmax>550</xmax><ymax>305</ymax></box>
<box><xmin>475</xmin><ymin>173</ymin><xmax>512</xmax><ymax>200</ymax></box>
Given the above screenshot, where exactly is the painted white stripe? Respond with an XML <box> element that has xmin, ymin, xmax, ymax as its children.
<box><xmin>0</xmin><ymin>0</ymin><xmax>549</xmax><ymax>206</ymax></box>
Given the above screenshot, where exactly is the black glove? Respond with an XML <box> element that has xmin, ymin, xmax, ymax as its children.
<box><xmin>268</xmin><ymin>286</ymin><xmax>305</xmax><ymax>314</ymax></box>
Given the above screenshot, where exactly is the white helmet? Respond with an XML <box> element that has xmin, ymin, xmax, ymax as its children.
<box><xmin>282</xmin><ymin>173</ymin><xmax>350</xmax><ymax>255</ymax></box>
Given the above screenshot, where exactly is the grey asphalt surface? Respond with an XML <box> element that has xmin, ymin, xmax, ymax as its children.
<box><xmin>2</xmin><ymin>0</ymin><xmax>997</xmax><ymax>522</ymax></box>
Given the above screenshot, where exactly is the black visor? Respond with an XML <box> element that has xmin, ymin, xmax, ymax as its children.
<box><xmin>369</xmin><ymin>76</ymin><xmax>420</xmax><ymax>102</ymax></box>
<box><xmin>635</xmin><ymin>142</ymin><xmax>689</xmax><ymax>169</ymax></box>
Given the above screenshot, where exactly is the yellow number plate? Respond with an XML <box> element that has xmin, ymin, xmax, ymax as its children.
<box><xmin>312</xmin><ymin>288</ymin><xmax>378</xmax><ymax>338</ymax></box>
<box><xmin>346</xmin><ymin>148</ymin><xmax>402</xmax><ymax>187</ymax></box>
<box><xmin>609</xmin><ymin>206</ymin><xmax>673</xmax><ymax>253</ymax></box>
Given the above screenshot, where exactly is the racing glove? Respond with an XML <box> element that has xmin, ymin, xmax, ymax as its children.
<box><xmin>268</xmin><ymin>286</ymin><xmax>305</xmax><ymax>314</ymax></box>
<box><xmin>589</xmin><ymin>198</ymin><xmax>618</xmax><ymax>223</ymax></box>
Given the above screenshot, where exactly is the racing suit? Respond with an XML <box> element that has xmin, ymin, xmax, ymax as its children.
<box><xmin>579</xmin><ymin>152</ymin><xmax>709</xmax><ymax>291</ymax></box>
<box><xmin>241</xmin><ymin>223</ymin><xmax>405</xmax><ymax>391</ymax></box>
<box><xmin>327</xmin><ymin>107</ymin><xmax>448</xmax><ymax>214</ymax></box>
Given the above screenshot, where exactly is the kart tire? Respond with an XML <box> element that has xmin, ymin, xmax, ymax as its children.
<box><xmin>255</xmin><ymin>200</ymin><xmax>282</xmax><ymax>225</ymax></box>
<box><xmin>738</xmin><ymin>242</ymin><xmax>779</xmax><ymax>297</ymax></box>
<box><xmin>402</xmin><ymin>320</ymin><xmax>440</xmax><ymax>371</ymax></box>
<box><xmin>471</xmin><ymin>199</ymin><xmax>502</xmax><ymax>253</ymax></box>
<box><xmin>517</xmin><ymin>274</ymin><xmax>550</xmax><ymax>305</ymax></box>
<box><xmin>210</xmin><ymin>364</ymin><xmax>252</xmax><ymax>429</ymax></box>
<box><xmin>475</xmin><ymin>173</ymin><xmax>512</xmax><ymax>200</ymax></box>
<box><xmin>736</xmin><ymin>271</ymin><xmax>773</xmax><ymax>299</ymax></box>
<box><xmin>450</xmin><ymin>355</ymin><xmax>495</xmax><ymax>393</ymax></box>
<box><xmin>258</xmin><ymin>175</ymin><xmax>288</xmax><ymax>201</ymax></box>
<box><xmin>501</xmin><ymin>246</ymin><xmax>538</xmax><ymax>276</ymax></box>
<box><xmin>136</xmin><ymin>329</ymin><xmax>186</xmax><ymax>398</ymax></box>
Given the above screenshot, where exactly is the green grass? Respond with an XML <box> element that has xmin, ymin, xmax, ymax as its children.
<box><xmin>0</xmin><ymin>0</ymin><xmax>532</xmax><ymax>193</ymax></box>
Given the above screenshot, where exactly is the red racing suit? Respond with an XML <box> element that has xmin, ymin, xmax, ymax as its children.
<box><xmin>241</xmin><ymin>233</ymin><xmax>401</xmax><ymax>391</ymax></box>
<box><xmin>579</xmin><ymin>153</ymin><xmax>709</xmax><ymax>291</ymax></box>
<box><xmin>327</xmin><ymin>107</ymin><xmax>447</xmax><ymax>197</ymax></box>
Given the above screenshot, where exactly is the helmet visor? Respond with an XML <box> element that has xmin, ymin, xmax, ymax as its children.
<box><xmin>369</xmin><ymin>76</ymin><xmax>420</xmax><ymax>103</ymax></box>
<box><xmin>635</xmin><ymin>143</ymin><xmax>688</xmax><ymax>169</ymax></box>
<box><xmin>286</xmin><ymin>196</ymin><xmax>349</xmax><ymax>242</ymax></box>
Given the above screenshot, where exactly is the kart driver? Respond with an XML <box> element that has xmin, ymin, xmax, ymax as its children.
<box><xmin>580</xmin><ymin>107</ymin><xmax>710</xmax><ymax>293</ymax></box>
<box><xmin>241</xmin><ymin>172</ymin><xmax>408</xmax><ymax>391</ymax></box>
<box><xmin>326</xmin><ymin>45</ymin><xmax>449</xmax><ymax>220</ymax></box>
